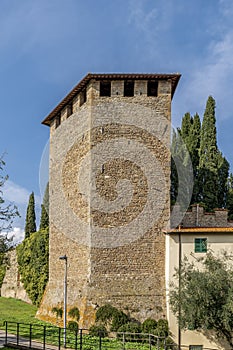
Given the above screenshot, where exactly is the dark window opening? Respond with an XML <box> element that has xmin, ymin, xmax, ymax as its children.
<box><xmin>195</xmin><ymin>238</ymin><xmax>207</xmax><ymax>253</ymax></box>
<box><xmin>147</xmin><ymin>81</ymin><xmax>158</xmax><ymax>96</ymax></box>
<box><xmin>55</xmin><ymin>114</ymin><xmax>61</xmax><ymax>128</ymax></box>
<box><xmin>67</xmin><ymin>104</ymin><xmax>72</xmax><ymax>118</ymax></box>
<box><xmin>100</xmin><ymin>81</ymin><xmax>111</xmax><ymax>97</ymax></box>
<box><xmin>189</xmin><ymin>346</ymin><xmax>203</xmax><ymax>350</ymax></box>
<box><xmin>80</xmin><ymin>89</ymin><xmax>87</xmax><ymax>106</ymax></box>
<box><xmin>124</xmin><ymin>81</ymin><xmax>134</xmax><ymax>97</ymax></box>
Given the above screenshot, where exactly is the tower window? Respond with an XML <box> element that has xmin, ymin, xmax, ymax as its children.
<box><xmin>147</xmin><ymin>81</ymin><xmax>158</xmax><ymax>96</ymax></box>
<box><xmin>194</xmin><ymin>238</ymin><xmax>207</xmax><ymax>253</ymax></box>
<box><xmin>100</xmin><ymin>81</ymin><xmax>111</xmax><ymax>97</ymax></box>
<box><xmin>55</xmin><ymin>114</ymin><xmax>61</xmax><ymax>128</ymax></box>
<box><xmin>80</xmin><ymin>88</ymin><xmax>86</xmax><ymax>106</ymax></box>
<box><xmin>124</xmin><ymin>81</ymin><xmax>134</xmax><ymax>97</ymax></box>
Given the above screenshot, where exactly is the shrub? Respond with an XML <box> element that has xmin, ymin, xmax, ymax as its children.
<box><xmin>67</xmin><ymin>321</ymin><xmax>79</xmax><ymax>333</ymax></box>
<box><xmin>95</xmin><ymin>304</ymin><xmax>129</xmax><ymax>331</ymax></box>
<box><xmin>142</xmin><ymin>318</ymin><xmax>157</xmax><ymax>333</ymax></box>
<box><xmin>117</xmin><ymin>322</ymin><xmax>142</xmax><ymax>341</ymax></box>
<box><xmin>111</xmin><ymin>310</ymin><xmax>129</xmax><ymax>331</ymax></box>
<box><xmin>17</xmin><ymin>228</ymin><xmax>49</xmax><ymax>306</ymax></box>
<box><xmin>96</xmin><ymin>304</ymin><xmax>117</xmax><ymax>323</ymax></box>
<box><xmin>51</xmin><ymin>307</ymin><xmax>63</xmax><ymax>319</ymax></box>
<box><xmin>68</xmin><ymin>307</ymin><xmax>80</xmax><ymax>322</ymax></box>
<box><xmin>153</xmin><ymin>319</ymin><xmax>169</xmax><ymax>337</ymax></box>
<box><xmin>89</xmin><ymin>325</ymin><xmax>108</xmax><ymax>337</ymax></box>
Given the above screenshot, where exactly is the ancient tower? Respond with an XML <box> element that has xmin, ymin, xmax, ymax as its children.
<box><xmin>38</xmin><ymin>73</ymin><xmax>180</xmax><ymax>327</ymax></box>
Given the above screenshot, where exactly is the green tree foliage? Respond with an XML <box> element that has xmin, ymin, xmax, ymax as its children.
<box><xmin>171</xmin><ymin>97</ymin><xmax>230</xmax><ymax>213</ymax></box>
<box><xmin>67</xmin><ymin>321</ymin><xmax>79</xmax><ymax>333</ymax></box>
<box><xmin>17</xmin><ymin>227</ymin><xmax>49</xmax><ymax>306</ymax></box>
<box><xmin>25</xmin><ymin>192</ymin><xmax>36</xmax><ymax>239</ymax></box>
<box><xmin>95</xmin><ymin>304</ymin><xmax>129</xmax><ymax>331</ymax></box>
<box><xmin>227</xmin><ymin>174</ymin><xmax>233</xmax><ymax>220</ymax></box>
<box><xmin>142</xmin><ymin>318</ymin><xmax>157</xmax><ymax>333</ymax></box>
<box><xmin>217</xmin><ymin>153</ymin><xmax>229</xmax><ymax>208</ymax></box>
<box><xmin>0</xmin><ymin>157</ymin><xmax>19</xmax><ymax>286</ymax></box>
<box><xmin>199</xmin><ymin>96</ymin><xmax>219</xmax><ymax>209</ymax></box>
<box><xmin>39</xmin><ymin>205</ymin><xmax>49</xmax><ymax>230</ymax></box>
<box><xmin>89</xmin><ymin>324</ymin><xmax>108</xmax><ymax>337</ymax></box>
<box><xmin>39</xmin><ymin>183</ymin><xmax>49</xmax><ymax>230</ymax></box>
<box><xmin>68</xmin><ymin>307</ymin><xmax>80</xmax><ymax>322</ymax></box>
<box><xmin>169</xmin><ymin>252</ymin><xmax>233</xmax><ymax>347</ymax></box>
<box><xmin>170</xmin><ymin>128</ymin><xmax>193</xmax><ymax>209</ymax></box>
<box><xmin>188</xmin><ymin>113</ymin><xmax>201</xmax><ymax>204</ymax></box>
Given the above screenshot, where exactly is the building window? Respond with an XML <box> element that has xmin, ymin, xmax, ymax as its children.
<box><xmin>147</xmin><ymin>81</ymin><xmax>158</xmax><ymax>96</ymax></box>
<box><xmin>124</xmin><ymin>81</ymin><xmax>134</xmax><ymax>96</ymax></box>
<box><xmin>100</xmin><ymin>81</ymin><xmax>111</xmax><ymax>96</ymax></box>
<box><xmin>80</xmin><ymin>88</ymin><xmax>86</xmax><ymax>106</ymax></box>
<box><xmin>55</xmin><ymin>114</ymin><xmax>61</xmax><ymax>128</ymax></box>
<box><xmin>189</xmin><ymin>346</ymin><xmax>203</xmax><ymax>350</ymax></box>
<box><xmin>195</xmin><ymin>238</ymin><xmax>207</xmax><ymax>253</ymax></box>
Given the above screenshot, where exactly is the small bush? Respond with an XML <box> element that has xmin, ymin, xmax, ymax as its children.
<box><xmin>68</xmin><ymin>307</ymin><xmax>80</xmax><ymax>322</ymax></box>
<box><xmin>51</xmin><ymin>307</ymin><xmax>63</xmax><ymax>319</ymax></box>
<box><xmin>96</xmin><ymin>304</ymin><xmax>117</xmax><ymax>323</ymax></box>
<box><xmin>111</xmin><ymin>310</ymin><xmax>129</xmax><ymax>331</ymax></box>
<box><xmin>117</xmin><ymin>322</ymin><xmax>142</xmax><ymax>341</ymax></box>
<box><xmin>95</xmin><ymin>304</ymin><xmax>129</xmax><ymax>331</ymax></box>
<box><xmin>67</xmin><ymin>321</ymin><xmax>79</xmax><ymax>333</ymax></box>
<box><xmin>153</xmin><ymin>319</ymin><xmax>169</xmax><ymax>337</ymax></box>
<box><xmin>89</xmin><ymin>325</ymin><xmax>108</xmax><ymax>338</ymax></box>
<box><xmin>142</xmin><ymin>318</ymin><xmax>157</xmax><ymax>333</ymax></box>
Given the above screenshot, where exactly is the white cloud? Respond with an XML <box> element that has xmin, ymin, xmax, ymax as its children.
<box><xmin>174</xmin><ymin>3</ymin><xmax>233</xmax><ymax>122</ymax></box>
<box><xmin>6</xmin><ymin>227</ymin><xmax>24</xmax><ymax>245</ymax></box>
<box><xmin>3</xmin><ymin>180</ymin><xmax>41</xmax><ymax>205</ymax></box>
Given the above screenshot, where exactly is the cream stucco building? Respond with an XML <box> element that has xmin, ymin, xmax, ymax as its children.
<box><xmin>166</xmin><ymin>205</ymin><xmax>233</xmax><ymax>350</ymax></box>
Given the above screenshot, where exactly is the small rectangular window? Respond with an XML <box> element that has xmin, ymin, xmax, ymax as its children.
<box><xmin>189</xmin><ymin>346</ymin><xmax>203</xmax><ymax>350</ymax></box>
<box><xmin>55</xmin><ymin>114</ymin><xmax>61</xmax><ymax>128</ymax></box>
<box><xmin>80</xmin><ymin>89</ymin><xmax>86</xmax><ymax>106</ymax></box>
<box><xmin>195</xmin><ymin>238</ymin><xmax>207</xmax><ymax>253</ymax></box>
<box><xmin>100</xmin><ymin>81</ymin><xmax>111</xmax><ymax>97</ymax></box>
<box><xmin>124</xmin><ymin>81</ymin><xmax>134</xmax><ymax>96</ymax></box>
<box><xmin>148</xmin><ymin>81</ymin><xmax>158</xmax><ymax>96</ymax></box>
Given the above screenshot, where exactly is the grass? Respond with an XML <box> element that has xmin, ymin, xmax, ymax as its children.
<box><xmin>0</xmin><ymin>297</ymin><xmax>42</xmax><ymax>326</ymax></box>
<box><xmin>0</xmin><ymin>298</ymin><xmax>167</xmax><ymax>350</ymax></box>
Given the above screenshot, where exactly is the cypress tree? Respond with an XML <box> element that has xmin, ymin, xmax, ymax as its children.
<box><xmin>181</xmin><ymin>112</ymin><xmax>192</xmax><ymax>144</ymax></box>
<box><xmin>217</xmin><ymin>153</ymin><xmax>229</xmax><ymax>208</ymax></box>
<box><xmin>25</xmin><ymin>192</ymin><xmax>36</xmax><ymax>239</ymax></box>
<box><xmin>226</xmin><ymin>174</ymin><xmax>233</xmax><ymax>220</ymax></box>
<box><xmin>189</xmin><ymin>113</ymin><xmax>201</xmax><ymax>203</ymax></box>
<box><xmin>198</xmin><ymin>96</ymin><xmax>218</xmax><ymax>210</ymax></box>
<box><xmin>39</xmin><ymin>183</ymin><xmax>49</xmax><ymax>230</ymax></box>
<box><xmin>171</xmin><ymin>129</ymin><xmax>179</xmax><ymax>205</ymax></box>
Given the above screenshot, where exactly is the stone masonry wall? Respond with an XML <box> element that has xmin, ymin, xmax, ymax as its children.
<box><xmin>1</xmin><ymin>249</ymin><xmax>31</xmax><ymax>304</ymax></box>
<box><xmin>181</xmin><ymin>205</ymin><xmax>233</xmax><ymax>228</ymax></box>
<box><xmin>38</xmin><ymin>77</ymin><xmax>173</xmax><ymax>327</ymax></box>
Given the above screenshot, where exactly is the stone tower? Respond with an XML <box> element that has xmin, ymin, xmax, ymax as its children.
<box><xmin>38</xmin><ymin>73</ymin><xmax>180</xmax><ymax>328</ymax></box>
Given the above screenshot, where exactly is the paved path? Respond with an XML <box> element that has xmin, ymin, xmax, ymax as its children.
<box><xmin>0</xmin><ymin>329</ymin><xmax>62</xmax><ymax>350</ymax></box>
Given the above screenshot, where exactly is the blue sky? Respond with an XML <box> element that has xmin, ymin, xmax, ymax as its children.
<box><xmin>1</xmin><ymin>0</ymin><xmax>233</xmax><ymax>241</ymax></box>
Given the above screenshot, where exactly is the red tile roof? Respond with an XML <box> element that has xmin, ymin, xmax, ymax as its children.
<box><xmin>42</xmin><ymin>73</ymin><xmax>181</xmax><ymax>126</ymax></box>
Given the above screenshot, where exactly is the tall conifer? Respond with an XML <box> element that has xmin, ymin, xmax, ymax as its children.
<box><xmin>199</xmin><ymin>96</ymin><xmax>218</xmax><ymax>210</ymax></box>
<box><xmin>25</xmin><ymin>192</ymin><xmax>36</xmax><ymax>239</ymax></box>
<box><xmin>226</xmin><ymin>174</ymin><xmax>233</xmax><ymax>220</ymax></box>
<box><xmin>189</xmin><ymin>113</ymin><xmax>201</xmax><ymax>203</ymax></box>
<box><xmin>39</xmin><ymin>183</ymin><xmax>49</xmax><ymax>230</ymax></box>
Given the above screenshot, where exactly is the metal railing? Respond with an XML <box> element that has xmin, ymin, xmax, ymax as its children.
<box><xmin>3</xmin><ymin>321</ymin><xmax>172</xmax><ymax>350</ymax></box>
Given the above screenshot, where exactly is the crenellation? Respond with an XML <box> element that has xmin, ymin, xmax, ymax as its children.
<box><xmin>134</xmin><ymin>80</ymin><xmax>147</xmax><ymax>96</ymax></box>
<box><xmin>158</xmin><ymin>80</ymin><xmax>171</xmax><ymax>95</ymax></box>
<box><xmin>111</xmin><ymin>80</ymin><xmax>124</xmax><ymax>96</ymax></box>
